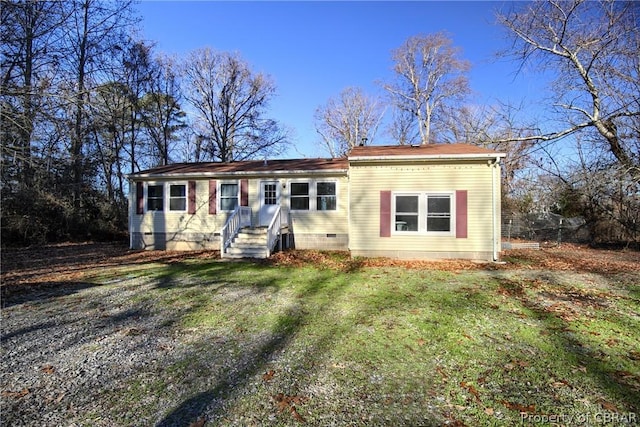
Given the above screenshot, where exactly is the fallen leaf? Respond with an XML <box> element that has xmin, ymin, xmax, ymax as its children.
<box><xmin>501</xmin><ymin>400</ymin><xmax>535</xmax><ymax>413</ymax></box>
<box><xmin>460</xmin><ymin>381</ymin><xmax>481</xmax><ymax>403</ymax></box>
<box><xmin>417</xmin><ymin>338</ymin><xmax>426</xmax><ymax>346</ymax></box>
<box><xmin>599</xmin><ymin>399</ymin><xmax>618</xmax><ymax>412</ymax></box>
<box><xmin>42</xmin><ymin>365</ymin><xmax>55</xmax><ymax>374</ymax></box>
<box><xmin>262</xmin><ymin>370</ymin><xmax>275</xmax><ymax>382</ymax></box>
<box><xmin>290</xmin><ymin>406</ymin><xmax>306</xmax><ymax>423</ymax></box>
<box><xmin>188</xmin><ymin>417</ymin><xmax>206</xmax><ymax>427</ymax></box>
<box><xmin>436</xmin><ymin>366</ymin><xmax>448</xmax><ymax>380</ymax></box>
<box><xmin>462</xmin><ymin>333</ymin><xmax>474</xmax><ymax>341</ymax></box>
<box><xmin>628</xmin><ymin>350</ymin><xmax>640</xmax><ymax>360</ymax></box>
<box><xmin>1</xmin><ymin>388</ymin><xmax>30</xmax><ymax>398</ymax></box>
<box><xmin>273</xmin><ymin>393</ymin><xmax>309</xmax><ymax>421</ymax></box>
<box><xmin>484</xmin><ymin>407</ymin><xmax>495</xmax><ymax>416</ymax></box>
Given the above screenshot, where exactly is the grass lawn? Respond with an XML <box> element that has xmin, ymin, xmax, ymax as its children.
<box><xmin>2</xmin><ymin>245</ymin><xmax>639</xmax><ymax>426</ymax></box>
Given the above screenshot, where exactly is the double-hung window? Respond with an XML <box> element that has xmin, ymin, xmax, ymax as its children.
<box><xmin>290</xmin><ymin>182</ymin><xmax>310</xmax><ymax>210</ymax></box>
<box><xmin>169</xmin><ymin>184</ymin><xmax>187</xmax><ymax>211</ymax></box>
<box><xmin>220</xmin><ymin>183</ymin><xmax>239</xmax><ymax>211</ymax></box>
<box><xmin>393</xmin><ymin>192</ymin><xmax>453</xmax><ymax>234</ymax></box>
<box><xmin>426</xmin><ymin>195</ymin><xmax>451</xmax><ymax>232</ymax></box>
<box><xmin>395</xmin><ymin>195</ymin><xmax>419</xmax><ymax>231</ymax></box>
<box><xmin>147</xmin><ymin>184</ymin><xmax>164</xmax><ymax>211</ymax></box>
<box><xmin>317</xmin><ymin>182</ymin><xmax>336</xmax><ymax>211</ymax></box>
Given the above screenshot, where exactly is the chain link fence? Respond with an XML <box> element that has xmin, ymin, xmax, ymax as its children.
<box><xmin>502</xmin><ymin>212</ymin><xmax>588</xmax><ymax>248</ymax></box>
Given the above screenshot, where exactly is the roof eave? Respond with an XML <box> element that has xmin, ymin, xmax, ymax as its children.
<box><xmin>348</xmin><ymin>152</ymin><xmax>506</xmax><ymax>162</ymax></box>
<box><xmin>127</xmin><ymin>168</ymin><xmax>349</xmax><ymax>180</ymax></box>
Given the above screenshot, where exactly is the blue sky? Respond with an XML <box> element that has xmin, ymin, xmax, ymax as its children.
<box><xmin>135</xmin><ymin>1</ymin><xmax>547</xmax><ymax>159</ymax></box>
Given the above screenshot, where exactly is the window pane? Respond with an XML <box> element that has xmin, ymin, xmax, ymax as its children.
<box><xmin>395</xmin><ymin>214</ymin><xmax>419</xmax><ymax>231</ymax></box>
<box><xmin>148</xmin><ymin>185</ymin><xmax>163</xmax><ymax>198</ymax></box>
<box><xmin>147</xmin><ymin>185</ymin><xmax>163</xmax><ymax>211</ymax></box>
<box><xmin>291</xmin><ymin>197</ymin><xmax>309</xmax><ymax>210</ymax></box>
<box><xmin>170</xmin><ymin>185</ymin><xmax>186</xmax><ymax>197</ymax></box>
<box><xmin>221</xmin><ymin>198</ymin><xmax>238</xmax><ymax>211</ymax></box>
<box><xmin>221</xmin><ymin>184</ymin><xmax>238</xmax><ymax>196</ymax></box>
<box><xmin>317</xmin><ymin>182</ymin><xmax>335</xmax><ymax>196</ymax></box>
<box><xmin>428</xmin><ymin>196</ymin><xmax>450</xmax><ymax>214</ymax></box>
<box><xmin>148</xmin><ymin>199</ymin><xmax>163</xmax><ymax>211</ymax></box>
<box><xmin>427</xmin><ymin>217</ymin><xmax>451</xmax><ymax>232</ymax></box>
<box><xmin>317</xmin><ymin>196</ymin><xmax>336</xmax><ymax>211</ymax></box>
<box><xmin>169</xmin><ymin>198</ymin><xmax>186</xmax><ymax>211</ymax></box>
<box><xmin>396</xmin><ymin>195</ymin><xmax>418</xmax><ymax>213</ymax></box>
<box><xmin>264</xmin><ymin>183</ymin><xmax>277</xmax><ymax>205</ymax></box>
<box><xmin>291</xmin><ymin>182</ymin><xmax>309</xmax><ymax>196</ymax></box>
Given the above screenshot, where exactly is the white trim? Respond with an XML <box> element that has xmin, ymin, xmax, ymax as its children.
<box><xmin>288</xmin><ymin>178</ymin><xmax>340</xmax><ymax>211</ymax></box>
<box><xmin>167</xmin><ymin>182</ymin><xmax>188</xmax><ymax>213</ymax></box>
<box><xmin>349</xmin><ymin>153</ymin><xmax>506</xmax><ymax>162</ymax></box>
<box><xmin>219</xmin><ymin>180</ymin><xmax>240</xmax><ymax>213</ymax></box>
<box><xmin>142</xmin><ymin>181</ymin><xmax>189</xmax><ymax>213</ymax></box>
<box><xmin>391</xmin><ymin>191</ymin><xmax>455</xmax><ymax>236</ymax></box>
<box><xmin>128</xmin><ymin>169</ymin><xmax>348</xmax><ymax>180</ymax></box>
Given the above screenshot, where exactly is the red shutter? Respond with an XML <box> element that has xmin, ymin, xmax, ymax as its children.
<box><xmin>456</xmin><ymin>190</ymin><xmax>468</xmax><ymax>238</ymax></box>
<box><xmin>380</xmin><ymin>191</ymin><xmax>391</xmax><ymax>237</ymax></box>
<box><xmin>188</xmin><ymin>181</ymin><xmax>196</xmax><ymax>214</ymax></box>
<box><xmin>209</xmin><ymin>180</ymin><xmax>217</xmax><ymax>215</ymax></box>
<box><xmin>136</xmin><ymin>182</ymin><xmax>144</xmax><ymax>215</ymax></box>
<box><xmin>240</xmin><ymin>179</ymin><xmax>249</xmax><ymax>206</ymax></box>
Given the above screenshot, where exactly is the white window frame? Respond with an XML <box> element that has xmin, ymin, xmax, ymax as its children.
<box><xmin>145</xmin><ymin>181</ymin><xmax>189</xmax><ymax>213</ymax></box>
<box><xmin>392</xmin><ymin>191</ymin><xmax>455</xmax><ymax>236</ymax></box>
<box><xmin>146</xmin><ymin>183</ymin><xmax>165</xmax><ymax>212</ymax></box>
<box><xmin>425</xmin><ymin>193</ymin><xmax>453</xmax><ymax>234</ymax></box>
<box><xmin>168</xmin><ymin>182</ymin><xmax>188</xmax><ymax>212</ymax></box>
<box><xmin>316</xmin><ymin>181</ymin><xmax>337</xmax><ymax>211</ymax></box>
<box><xmin>289</xmin><ymin>179</ymin><xmax>339</xmax><ymax>211</ymax></box>
<box><xmin>289</xmin><ymin>181</ymin><xmax>310</xmax><ymax>211</ymax></box>
<box><xmin>219</xmin><ymin>181</ymin><xmax>240</xmax><ymax>212</ymax></box>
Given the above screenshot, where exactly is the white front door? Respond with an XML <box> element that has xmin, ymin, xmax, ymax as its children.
<box><xmin>259</xmin><ymin>181</ymin><xmax>280</xmax><ymax>226</ymax></box>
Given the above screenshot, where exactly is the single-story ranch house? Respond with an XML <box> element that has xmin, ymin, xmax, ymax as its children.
<box><xmin>128</xmin><ymin>143</ymin><xmax>505</xmax><ymax>261</ymax></box>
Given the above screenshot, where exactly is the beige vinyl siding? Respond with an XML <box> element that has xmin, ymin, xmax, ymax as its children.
<box><xmin>348</xmin><ymin>160</ymin><xmax>500</xmax><ymax>259</ymax></box>
<box><xmin>130</xmin><ymin>173</ymin><xmax>349</xmax><ymax>250</ymax></box>
<box><xmin>285</xmin><ymin>175</ymin><xmax>349</xmax><ymax>235</ymax></box>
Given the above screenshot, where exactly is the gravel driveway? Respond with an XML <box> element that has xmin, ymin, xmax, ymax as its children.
<box><xmin>2</xmin><ymin>277</ymin><xmax>185</xmax><ymax>426</ymax></box>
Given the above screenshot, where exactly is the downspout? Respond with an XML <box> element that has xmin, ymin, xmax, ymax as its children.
<box><xmin>128</xmin><ymin>178</ymin><xmax>133</xmax><ymax>250</ymax></box>
<box><xmin>492</xmin><ymin>156</ymin><xmax>501</xmax><ymax>261</ymax></box>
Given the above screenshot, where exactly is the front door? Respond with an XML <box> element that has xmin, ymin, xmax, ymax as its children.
<box><xmin>259</xmin><ymin>181</ymin><xmax>280</xmax><ymax>226</ymax></box>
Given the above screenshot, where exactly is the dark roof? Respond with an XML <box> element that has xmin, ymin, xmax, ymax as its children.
<box><xmin>349</xmin><ymin>143</ymin><xmax>503</xmax><ymax>158</ymax></box>
<box><xmin>130</xmin><ymin>157</ymin><xmax>349</xmax><ymax>177</ymax></box>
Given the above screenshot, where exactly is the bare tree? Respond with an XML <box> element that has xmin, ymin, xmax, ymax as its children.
<box><xmin>384</xmin><ymin>32</ymin><xmax>471</xmax><ymax>144</ymax></box>
<box><xmin>182</xmin><ymin>47</ymin><xmax>288</xmax><ymax>162</ymax></box>
<box><xmin>497</xmin><ymin>0</ymin><xmax>640</xmax><ymax>182</ymax></box>
<box><xmin>60</xmin><ymin>0</ymin><xmax>134</xmax><ymax>210</ymax></box>
<box><xmin>141</xmin><ymin>54</ymin><xmax>186</xmax><ymax>166</ymax></box>
<box><xmin>314</xmin><ymin>87</ymin><xmax>384</xmax><ymax>157</ymax></box>
<box><xmin>1</xmin><ymin>0</ymin><xmax>67</xmax><ymax>188</ymax></box>
<box><xmin>439</xmin><ymin>102</ymin><xmax>537</xmax><ymax>195</ymax></box>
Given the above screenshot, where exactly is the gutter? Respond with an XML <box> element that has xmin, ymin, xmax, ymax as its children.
<box><xmin>126</xmin><ymin>168</ymin><xmax>349</xmax><ymax>180</ymax></box>
<box><xmin>348</xmin><ymin>153</ymin><xmax>506</xmax><ymax>162</ymax></box>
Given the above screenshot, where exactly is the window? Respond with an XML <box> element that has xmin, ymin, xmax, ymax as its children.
<box><xmin>317</xmin><ymin>182</ymin><xmax>336</xmax><ymax>210</ymax></box>
<box><xmin>263</xmin><ymin>183</ymin><xmax>277</xmax><ymax>205</ymax></box>
<box><xmin>426</xmin><ymin>195</ymin><xmax>451</xmax><ymax>232</ymax></box>
<box><xmin>147</xmin><ymin>184</ymin><xmax>164</xmax><ymax>211</ymax></box>
<box><xmin>220</xmin><ymin>183</ymin><xmax>239</xmax><ymax>211</ymax></box>
<box><xmin>395</xmin><ymin>195</ymin><xmax>419</xmax><ymax>231</ymax></box>
<box><xmin>290</xmin><ymin>182</ymin><xmax>309</xmax><ymax>210</ymax></box>
<box><xmin>169</xmin><ymin>184</ymin><xmax>186</xmax><ymax>211</ymax></box>
<box><xmin>392</xmin><ymin>192</ymin><xmax>453</xmax><ymax>234</ymax></box>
